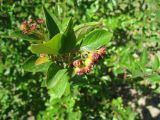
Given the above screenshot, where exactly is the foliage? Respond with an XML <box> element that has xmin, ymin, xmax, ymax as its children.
<box><xmin>0</xmin><ymin>0</ymin><xmax>160</xmax><ymax>120</ymax></box>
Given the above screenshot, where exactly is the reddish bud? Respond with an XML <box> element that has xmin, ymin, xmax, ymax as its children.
<box><xmin>84</xmin><ymin>66</ymin><xmax>92</xmax><ymax>73</ymax></box>
<box><xmin>37</xmin><ymin>18</ymin><xmax>44</xmax><ymax>24</ymax></box>
<box><xmin>73</xmin><ymin>60</ymin><xmax>81</xmax><ymax>67</ymax></box>
<box><xmin>22</xmin><ymin>29</ymin><xmax>28</xmax><ymax>34</ymax></box>
<box><xmin>74</xmin><ymin>67</ymin><xmax>84</xmax><ymax>76</ymax></box>
<box><xmin>30</xmin><ymin>24</ymin><xmax>37</xmax><ymax>31</ymax></box>
<box><xmin>89</xmin><ymin>52</ymin><xmax>100</xmax><ymax>62</ymax></box>
<box><xmin>98</xmin><ymin>47</ymin><xmax>106</xmax><ymax>56</ymax></box>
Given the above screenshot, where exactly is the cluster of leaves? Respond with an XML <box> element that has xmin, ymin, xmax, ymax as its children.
<box><xmin>20</xmin><ymin>5</ymin><xmax>113</xmax><ymax>110</ymax></box>
<box><xmin>0</xmin><ymin>0</ymin><xmax>160</xmax><ymax>120</ymax></box>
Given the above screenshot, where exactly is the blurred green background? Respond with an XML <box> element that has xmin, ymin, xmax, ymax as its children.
<box><xmin>0</xmin><ymin>0</ymin><xmax>160</xmax><ymax>120</ymax></box>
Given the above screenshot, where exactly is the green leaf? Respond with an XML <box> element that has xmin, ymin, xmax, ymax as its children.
<box><xmin>80</xmin><ymin>29</ymin><xmax>113</xmax><ymax>50</ymax></box>
<box><xmin>60</xmin><ymin>18</ymin><xmax>77</xmax><ymax>53</ymax></box>
<box><xmin>119</xmin><ymin>47</ymin><xmax>131</xmax><ymax>67</ymax></box>
<box><xmin>43</xmin><ymin>6</ymin><xmax>60</xmax><ymax>39</ymax></box>
<box><xmin>140</xmin><ymin>49</ymin><xmax>148</xmax><ymax>66</ymax></box>
<box><xmin>48</xmin><ymin>82</ymin><xmax>69</xmax><ymax>99</ymax></box>
<box><xmin>22</xmin><ymin>56</ymin><xmax>51</xmax><ymax>72</ymax></box>
<box><xmin>31</xmin><ymin>33</ymin><xmax>62</xmax><ymax>55</ymax></box>
<box><xmin>74</xmin><ymin>22</ymin><xmax>99</xmax><ymax>40</ymax></box>
<box><xmin>148</xmin><ymin>74</ymin><xmax>160</xmax><ymax>83</ymax></box>
<box><xmin>46</xmin><ymin>67</ymin><xmax>68</xmax><ymax>89</ymax></box>
<box><xmin>152</xmin><ymin>55</ymin><xmax>159</xmax><ymax>71</ymax></box>
<box><xmin>129</xmin><ymin>61</ymin><xmax>144</xmax><ymax>78</ymax></box>
<box><xmin>46</xmin><ymin>64</ymin><xmax>69</xmax><ymax>98</ymax></box>
<box><xmin>9</xmin><ymin>30</ymin><xmax>43</xmax><ymax>42</ymax></box>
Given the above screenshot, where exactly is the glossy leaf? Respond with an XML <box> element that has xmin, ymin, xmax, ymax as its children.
<box><xmin>31</xmin><ymin>33</ymin><xmax>62</xmax><ymax>55</ymax></box>
<box><xmin>46</xmin><ymin>68</ymin><xmax>69</xmax><ymax>89</ymax></box>
<box><xmin>74</xmin><ymin>22</ymin><xmax>99</xmax><ymax>40</ymax></box>
<box><xmin>43</xmin><ymin>6</ymin><xmax>60</xmax><ymax>39</ymax></box>
<box><xmin>80</xmin><ymin>29</ymin><xmax>113</xmax><ymax>50</ymax></box>
<box><xmin>23</xmin><ymin>56</ymin><xmax>51</xmax><ymax>72</ymax></box>
<box><xmin>46</xmin><ymin>64</ymin><xmax>69</xmax><ymax>98</ymax></box>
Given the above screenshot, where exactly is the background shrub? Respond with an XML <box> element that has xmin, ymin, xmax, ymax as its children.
<box><xmin>0</xmin><ymin>0</ymin><xmax>160</xmax><ymax>120</ymax></box>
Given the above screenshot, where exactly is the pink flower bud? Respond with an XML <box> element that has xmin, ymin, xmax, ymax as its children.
<box><xmin>20</xmin><ymin>21</ymin><xmax>28</xmax><ymax>30</ymax></box>
<box><xmin>89</xmin><ymin>52</ymin><xmax>100</xmax><ymax>62</ymax></box>
<box><xmin>73</xmin><ymin>60</ymin><xmax>81</xmax><ymax>67</ymax></box>
<box><xmin>74</xmin><ymin>68</ymin><xmax>84</xmax><ymax>76</ymax></box>
<box><xmin>30</xmin><ymin>24</ymin><xmax>37</xmax><ymax>31</ymax></box>
<box><xmin>98</xmin><ymin>47</ymin><xmax>106</xmax><ymax>56</ymax></box>
<box><xmin>22</xmin><ymin>29</ymin><xmax>28</xmax><ymax>34</ymax></box>
<box><xmin>84</xmin><ymin>66</ymin><xmax>92</xmax><ymax>73</ymax></box>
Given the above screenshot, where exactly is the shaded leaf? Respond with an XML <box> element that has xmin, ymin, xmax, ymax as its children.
<box><xmin>43</xmin><ymin>6</ymin><xmax>60</xmax><ymax>39</ymax></box>
<box><xmin>46</xmin><ymin>63</ymin><xmax>62</xmax><ymax>81</ymax></box>
<box><xmin>60</xmin><ymin>18</ymin><xmax>77</xmax><ymax>53</ymax></box>
<box><xmin>9</xmin><ymin>30</ymin><xmax>43</xmax><ymax>42</ymax></box>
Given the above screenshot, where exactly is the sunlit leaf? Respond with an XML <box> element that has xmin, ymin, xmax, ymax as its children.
<box><xmin>80</xmin><ymin>29</ymin><xmax>113</xmax><ymax>50</ymax></box>
<box><xmin>23</xmin><ymin>55</ymin><xmax>51</xmax><ymax>72</ymax></box>
<box><xmin>152</xmin><ymin>55</ymin><xmax>159</xmax><ymax>71</ymax></box>
<box><xmin>140</xmin><ymin>49</ymin><xmax>148</xmax><ymax>66</ymax></box>
<box><xmin>31</xmin><ymin>33</ymin><xmax>62</xmax><ymax>55</ymax></box>
<box><xmin>35</xmin><ymin>55</ymin><xmax>50</xmax><ymax>65</ymax></box>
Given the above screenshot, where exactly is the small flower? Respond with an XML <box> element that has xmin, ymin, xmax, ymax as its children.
<box><xmin>84</xmin><ymin>66</ymin><xmax>92</xmax><ymax>73</ymax></box>
<box><xmin>89</xmin><ymin>52</ymin><xmax>100</xmax><ymax>62</ymax></box>
<box><xmin>73</xmin><ymin>60</ymin><xmax>81</xmax><ymax>67</ymax></box>
<box><xmin>98</xmin><ymin>47</ymin><xmax>106</xmax><ymax>56</ymax></box>
<box><xmin>74</xmin><ymin>67</ymin><xmax>84</xmax><ymax>76</ymax></box>
<box><xmin>20</xmin><ymin>21</ymin><xmax>28</xmax><ymax>30</ymax></box>
<box><xmin>30</xmin><ymin>23</ymin><xmax>37</xmax><ymax>31</ymax></box>
<box><xmin>37</xmin><ymin>18</ymin><xmax>44</xmax><ymax>24</ymax></box>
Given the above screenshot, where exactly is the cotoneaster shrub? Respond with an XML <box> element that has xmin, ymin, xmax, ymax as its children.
<box><xmin>0</xmin><ymin>0</ymin><xmax>160</xmax><ymax>120</ymax></box>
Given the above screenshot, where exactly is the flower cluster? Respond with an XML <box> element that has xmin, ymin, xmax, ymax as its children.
<box><xmin>73</xmin><ymin>47</ymin><xmax>107</xmax><ymax>76</ymax></box>
<box><xmin>20</xmin><ymin>18</ymin><xmax>44</xmax><ymax>34</ymax></box>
